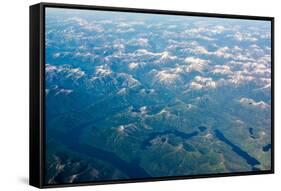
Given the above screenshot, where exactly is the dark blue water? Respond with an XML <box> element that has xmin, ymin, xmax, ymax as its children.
<box><xmin>214</xmin><ymin>129</ymin><xmax>260</xmax><ymax>167</ymax></box>
<box><xmin>248</xmin><ymin>128</ymin><xmax>255</xmax><ymax>139</ymax></box>
<box><xmin>198</xmin><ymin>126</ymin><xmax>207</xmax><ymax>132</ymax></box>
<box><xmin>249</xmin><ymin>128</ymin><xmax>253</xmax><ymax>135</ymax></box>
<box><xmin>262</xmin><ymin>144</ymin><xmax>271</xmax><ymax>152</ymax></box>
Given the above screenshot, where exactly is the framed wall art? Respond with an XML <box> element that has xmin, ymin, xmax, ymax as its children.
<box><xmin>30</xmin><ymin>2</ymin><xmax>274</xmax><ymax>188</ymax></box>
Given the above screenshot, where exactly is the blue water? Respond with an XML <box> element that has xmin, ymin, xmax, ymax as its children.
<box><xmin>214</xmin><ymin>129</ymin><xmax>260</xmax><ymax>167</ymax></box>
<box><xmin>262</xmin><ymin>144</ymin><xmax>271</xmax><ymax>152</ymax></box>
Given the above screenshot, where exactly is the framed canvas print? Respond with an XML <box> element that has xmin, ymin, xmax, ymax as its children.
<box><xmin>30</xmin><ymin>2</ymin><xmax>274</xmax><ymax>188</ymax></box>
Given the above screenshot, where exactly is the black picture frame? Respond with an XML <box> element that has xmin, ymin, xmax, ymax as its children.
<box><xmin>30</xmin><ymin>2</ymin><xmax>275</xmax><ymax>189</ymax></box>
